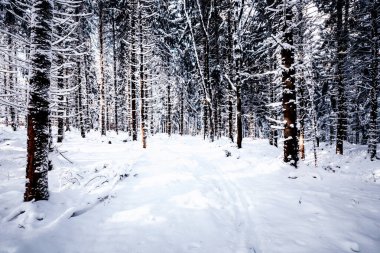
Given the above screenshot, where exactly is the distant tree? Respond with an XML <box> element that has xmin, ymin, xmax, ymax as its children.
<box><xmin>130</xmin><ymin>0</ymin><xmax>138</xmax><ymax>141</ymax></box>
<box><xmin>368</xmin><ymin>1</ymin><xmax>379</xmax><ymax>160</ymax></box>
<box><xmin>98</xmin><ymin>1</ymin><xmax>106</xmax><ymax>136</ymax></box>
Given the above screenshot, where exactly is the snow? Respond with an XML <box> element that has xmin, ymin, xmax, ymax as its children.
<box><xmin>1</xmin><ymin>126</ymin><xmax>380</xmax><ymax>253</ymax></box>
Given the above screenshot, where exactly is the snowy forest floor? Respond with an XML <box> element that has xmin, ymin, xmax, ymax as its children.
<box><xmin>0</xmin><ymin>126</ymin><xmax>380</xmax><ymax>253</ymax></box>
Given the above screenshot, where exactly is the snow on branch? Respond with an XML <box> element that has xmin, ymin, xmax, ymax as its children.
<box><xmin>224</xmin><ymin>74</ymin><xmax>237</xmax><ymax>92</ymax></box>
<box><xmin>0</xmin><ymin>98</ymin><xmax>26</xmax><ymax>109</ymax></box>
<box><xmin>51</xmin><ymin>85</ymin><xmax>79</xmax><ymax>95</ymax></box>
<box><xmin>266</xmin><ymin>116</ymin><xmax>286</xmax><ymax>125</ymax></box>
<box><xmin>266</xmin><ymin>102</ymin><xmax>282</xmax><ymax>108</ymax></box>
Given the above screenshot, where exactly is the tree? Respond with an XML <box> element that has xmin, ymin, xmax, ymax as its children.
<box><xmin>282</xmin><ymin>0</ymin><xmax>298</xmax><ymax>167</ymax></box>
<box><xmin>139</xmin><ymin>0</ymin><xmax>148</xmax><ymax>147</ymax></box>
<box><xmin>98</xmin><ymin>1</ymin><xmax>106</xmax><ymax>136</ymax></box>
<box><xmin>24</xmin><ymin>0</ymin><xmax>53</xmax><ymax>201</ymax></box>
<box><xmin>233</xmin><ymin>0</ymin><xmax>243</xmax><ymax>148</ymax></box>
<box><xmin>130</xmin><ymin>0</ymin><xmax>138</xmax><ymax>141</ymax></box>
<box><xmin>335</xmin><ymin>0</ymin><xmax>348</xmax><ymax>155</ymax></box>
<box><xmin>368</xmin><ymin>0</ymin><xmax>379</xmax><ymax>160</ymax></box>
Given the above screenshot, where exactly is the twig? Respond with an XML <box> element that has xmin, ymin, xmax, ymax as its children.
<box><xmin>55</xmin><ymin>148</ymin><xmax>74</xmax><ymax>164</ymax></box>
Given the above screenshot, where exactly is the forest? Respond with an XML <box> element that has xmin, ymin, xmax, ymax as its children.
<box><xmin>0</xmin><ymin>0</ymin><xmax>380</xmax><ymax>252</ymax></box>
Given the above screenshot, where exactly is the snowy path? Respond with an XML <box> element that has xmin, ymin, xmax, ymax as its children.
<box><xmin>49</xmin><ymin>136</ymin><xmax>261</xmax><ymax>253</ymax></box>
<box><xmin>1</xmin><ymin>129</ymin><xmax>380</xmax><ymax>253</ymax></box>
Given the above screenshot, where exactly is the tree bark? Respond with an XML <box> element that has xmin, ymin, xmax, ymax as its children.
<box><xmin>369</xmin><ymin>1</ymin><xmax>378</xmax><ymax>160</ymax></box>
<box><xmin>139</xmin><ymin>1</ymin><xmax>147</xmax><ymax>148</ymax></box>
<box><xmin>131</xmin><ymin>0</ymin><xmax>138</xmax><ymax>141</ymax></box>
<box><xmin>234</xmin><ymin>0</ymin><xmax>242</xmax><ymax>149</ymax></box>
<box><xmin>98</xmin><ymin>1</ymin><xmax>106</xmax><ymax>136</ymax></box>
<box><xmin>227</xmin><ymin>3</ymin><xmax>234</xmax><ymax>143</ymax></box>
<box><xmin>8</xmin><ymin>35</ymin><xmax>16</xmax><ymax>131</ymax></box>
<box><xmin>282</xmin><ymin>2</ymin><xmax>298</xmax><ymax>167</ymax></box>
<box><xmin>112</xmin><ymin>8</ymin><xmax>119</xmax><ymax>134</ymax></box>
<box><xmin>180</xmin><ymin>83</ymin><xmax>184</xmax><ymax>136</ymax></box>
<box><xmin>335</xmin><ymin>0</ymin><xmax>348</xmax><ymax>155</ymax></box>
<box><xmin>24</xmin><ymin>0</ymin><xmax>53</xmax><ymax>201</ymax></box>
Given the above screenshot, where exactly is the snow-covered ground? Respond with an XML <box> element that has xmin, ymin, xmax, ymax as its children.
<box><xmin>0</xmin><ymin>126</ymin><xmax>380</xmax><ymax>253</ymax></box>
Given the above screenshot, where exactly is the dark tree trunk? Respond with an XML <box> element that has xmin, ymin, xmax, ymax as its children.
<box><xmin>150</xmin><ymin>81</ymin><xmax>154</xmax><ymax>135</ymax></box>
<box><xmin>3</xmin><ymin>66</ymin><xmax>8</xmax><ymax>127</ymax></box>
<box><xmin>234</xmin><ymin>0</ymin><xmax>242</xmax><ymax>149</ymax></box>
<box><xmin>56</xmin><ymin>20</ymin><xmax>64</xmax><ymax>143</ymax></box>
<box><xmin>369</xmin><ymin>1</ymin><xmax>378</xmax><ymax>160</ymax></box>
<box><xmin>8</xmin><ymin>35</ymin><xmax>16</xmax><ymax>131</ymax></box>
<box><xmin>167</xmin><ymin>84</ymin><xmax>171</xmax><ymax>136</ymax></box>
<box><xmin>57</xmin><ymin>66</ymin><xmax>64</xmax><ymax>141</ymax></box>
<box><xmin>112</xmin><ymin>8</ymin><xmax>119</xmax><ymax>134</ymax></box>
<box><xmin>335</xmin><ymin>0</ymin><xmax>348</xmax><ymax>155</ymax></box>
<box><xmin>203</xmin><ymin>99</ymin><xmax>208</xmax><ymax>140</ymax></box>
<box><xmin>269</xmin><ymin>74</ymin><xmax>278</xmax><ymax>147</ymax></box>
<box><xmin>78</xmin><ymin>60</ymin><xmax>85</xmax><ymax>138</ymax></box>
<box><xmin>76</xmin><ymin>6</ymin><xmax>85</xmax><ymax>138</ymax></box>
<box><xmin>139</xmin><ymin>2</ymin><xmax>147</xmax><ymax>148</ymax></box>
<box><xmin>213</xmin><ymin>0</ymin><xmax>222</xmax><ymax>139</ymax></box>
<box><xmin>282</xmin><ymin>3</ymin><xmax>298</xmax><ymax>167</ymax></box>
<box><xmin>267</xmin><ymin>1</ymin><xmax>276</xmax><ymax>147</ymax></box>
<box><xmin>84</xmin><ymin>48</ymin><xmax>92</xmax><ymax>131</ymax></box>
<box><xmin>131</xmin><ymin>0</ymin><xmax>138</xmax><ymax>141</ymax></box>
<box><xmin>299</xmin><ymin>85</ymin><xmax>306</xmax><ymax>160</ymax></box>
<box><xmin>24</xmin><ymin>0</ymin><xmax>53</xmax><ymax>202</ymax></box>
<box><xmin>204</xmin><ymin>39</ymin><xmax>214</xmax><ymax>142</ymax></box>
<box><xmin>180</xmin><ymin>83</ymin><xmax>184</xmax><ymax>136</ymax></box>
<box><xmin>140</xmin><ymin>75</ymin><xmax>146</xmax><ymax>147</ymax></box>
<box><xmin>65</xmin><ymin>67</ymin><xmax>71</xmax><ymax>132</ymax></box>
<box><xmin>98</xmin><ymin>2</ymin><xmax>106</xmax><ymax>136</ymax></box>
<box><xmin>297</xmin><ymin>0</ymin><xmax>306</xmax><ymax>159</ymax></box>
<box><xmin>119</xmin><ymin>39</ymin><xmax>129</xmax><ymax>133</ymax></box>
<box><xmin>227</xmin><ymin>4</ymin><xmax>234</xmax><ymax>143</ymax></box>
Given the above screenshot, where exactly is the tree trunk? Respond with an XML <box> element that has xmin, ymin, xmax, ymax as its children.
<box><xmin>24</xmin><ymin>0</ymin><xmax>53</xmax><ymax>201</ymax></box>
<box><xmin>180</xmin><ymin>83</ymin><xmax>184</xmax><ymax>136</ymax></box>
<box><xmin>150</xmin><ymin>80</ymin><xmax>154</xmax><ymax>135</ymax></box>
<box><xmin>78</xmin><ymin>59</ymin><xmax>85</xmax><ymax>138</ymax></box>
<box><xmin>131</xmin><ymin>0</ymin><xmax>138</xmax><ymax>141</ymax></box>
<box><xmin>112</xmin><ymin>8</ymin><xmax>119</xmax><ymax>134</ymax></box>
<box><xmin>369</xmin><ymin>1</ymin><xmax>378</xmax><ymax>160</ymax></box>
<box><xmin>203</xmin><ymin>99</ymin><xmax>208</xmax><ymax>139</ymax></box>
<box><xmin>282</xmin><ymin>3</ymin><xmax>298</xmax><ymax>167</ymax></box>
<box><xmin>139</xmin><ymin>2</ymin><xmax>147</xmax><ymax>148</ymax></box>
<box><xmin>3</xmin><ymin>61</ymin><xmax>8</xmax><ymax>127</ymax></box>
<box><xmin>204</xmin><ymin>39</ymin><xmax>214</xmax><ymax>142</ymax></box>
<box><xmin>269</xmin><ymin>74</ymin><xmax>278</xmax><ymax>147</ymax></box>
<box><xmin>167</xmin><ymin>84</ymin><xmax>171</xmax><ymax>136</ymax></box>
<box><xmin>227</xmin><ymin>4</ymin><xmax>234</xmax><ymax>143</ymax></box>
<box><xmin>56</xmin><ymin>40</ymin><xmax>64</xmax><ymax>142</ymax></box>
<box><xmin>234</xmin><ymin>0</ymin><xmax>242</xmax><ymax>149</ymax></box>
<box><xmin>84</xmin><ymin>46</ymin><xmax>92</xmax><ymax>131</ymax></box>
<box><xmin>8</xmin><ymin>35</ymin><xmax>16</xmax><ymax>131</ymax></box>
<box><xmin>335</xmin><ymin>0</ymin><xmax>347</xmax><ymax>155</ymax></box>
<box><xmin>98</xmin><ymin>2</ymin><xmax>106</xmax><ymax>136</ymax></box>
<box><xmin>299</xmin><ymin>86</ymin><xmax>305</xmax><ymax>160</ymax></box>
<box><xmin>120</xmin><ymin>39</ymin><xmax>129</xmax><ymax>133</ymax></box>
